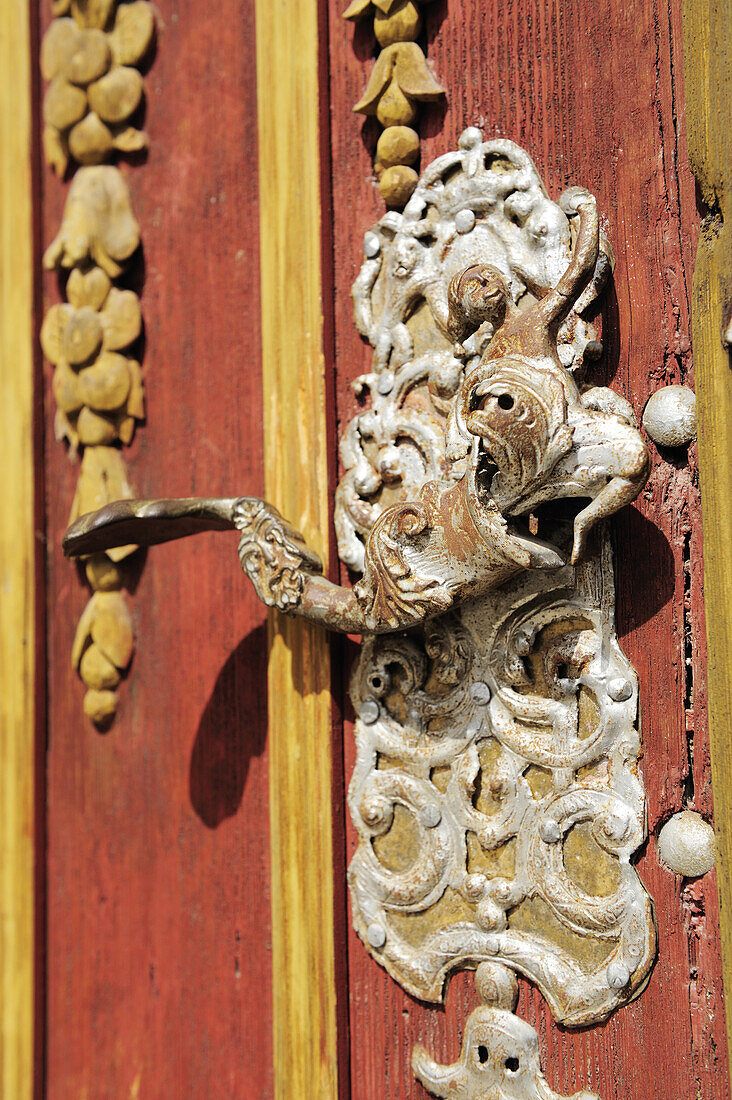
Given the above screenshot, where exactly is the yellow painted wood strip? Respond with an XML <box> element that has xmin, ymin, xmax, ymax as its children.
<box><xmin>254</xmin><ymin>3</ymin><xmax>338</xmax><ymax>1097</ymax></box>
<box><xmin>682</xmin><ymin>0</ymin><xmax>732</xmax><ymax>1068</ymax></box>
<box><xmin>0</xmin><ymin>0</ymin><xmax>36</xmax><ymax>1097</ymax></box>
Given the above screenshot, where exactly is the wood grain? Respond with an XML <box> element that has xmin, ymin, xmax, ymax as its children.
<box><xmin>41</xmin><ymin>1</ymin><xmax>275</xmax><ymax>1095</ymax></box>
<box><xmin>683</xmin><ymin>0</ymin><xmax>732</xmax><ymax>1070</ymax></box>
<box><xmin>255</xmin><ymin>1</ymin><xmax>339</xmax><ymax>1096</ymax></box>
<box><xmin>327</xmin><ymin>0</ymin><xmax>729</xmax><ymax>1095</ymax></box>
<box><xmin>0</xmin><ymin>0</ymin><xmax>37</xmax><ymax>1095</ymax></box>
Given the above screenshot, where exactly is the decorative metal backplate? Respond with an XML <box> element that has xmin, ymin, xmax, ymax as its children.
<box><xmin>63</xmin><ymin>130</ymin><xmax>656</xmax><ymax>1097</ymax></box>
<box><xmin>338</xmin><ymin>132</ymin><xmax>655</xmax><ymax>1041</ymax></box>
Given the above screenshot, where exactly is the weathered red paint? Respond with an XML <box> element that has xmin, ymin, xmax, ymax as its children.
<box><xmin>328</xmin><ymin>0</ymin><xmax>728</xmax><ymax>1095</ymax></box>
<box><xmin>40</xmin><ymin>1</ymin><xmax>274</xmax><ymax>1095</ymax></box>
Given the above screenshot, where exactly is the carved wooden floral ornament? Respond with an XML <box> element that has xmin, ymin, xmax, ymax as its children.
<box><xmin>64</xmin><ymin>132</ymin><xmax>657</xmax><ymax>1098</ymax></box>
<box><xmin>344</xmin><ymin>0</ymin><xmax>445</xmax><ymax>207</ymax></box>
<box><xmin>41</xmin><ymin>0</ymin><xmax>157</xmax><ymax>726</ymax></box>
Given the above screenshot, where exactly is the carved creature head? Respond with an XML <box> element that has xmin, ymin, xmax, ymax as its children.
<box><xmin>447</xmin><ymin>263</ymin><xmax>510</xmax><ymax>344</ymax></box>
<box><xmin>458</xmin><ymin>357</ymin><xmax>572</xmax><ymax>515</ymax></box>
<box><xmin>413</xmin><ymin>1005</ymin><xmax>599</xmax><ymax>1100</ymax></box>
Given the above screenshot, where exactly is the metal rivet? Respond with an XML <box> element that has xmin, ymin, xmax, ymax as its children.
<box><xmin>470</xmin><ymin>681</ymin><xmax>491</xmax><ymax>705</ymax></box>
<box><xmin>607</xmin><ymin>677</ymin><xmax>632</xmax><ymax>702</ymax></box>
<box><xmin>363</xmin><ymin>231</ymin><xmax>380</xmax><ymax>258</ymax></box>
<box><xmin>377</xmin><ymin>370</ymin><xmax>395</xmax><ymax>395</ymax></box>
<box><xmin>455</xmin><ymin>209</ymin><xmax>476</xmax><ymax>234</ymax></box>
<box><xmin>606</xmin><ymin>961</ymin><xmax>630</xmax><ymax>989</ymax></box>
<box><xmin>360</xmin><ymin>698</ymin><xmax>380</xmax><ymax>725</ymax></box>
<box><xmin>540</xmin><ymin>819</ymin><xmax>562</xmax><ymax>844</ymax></box>
<box><xmin>642</xmin><ymin>385</ymin><xmax>697</xmax><ymax>448</ymax></box>
<box><xmin>366</xmin><ymin>923</ymin><xmax>387</xmax><ymax>949</ymax></box>
<box><xmin>420</xmin><ymin>803</ymin><xmax>442</xmax><ymax>828</ymax></box>
<box><xmin>658</xmin><ymin>811</ymin><xmax>716</xmax><ymax>877</ymax></box>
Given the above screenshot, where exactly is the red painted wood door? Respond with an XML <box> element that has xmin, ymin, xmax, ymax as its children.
<box><xmin>39</xmin><ymin>1</ymin><xmax>274</xmax><ymax>1095</ymax></box>
<box><xmin>329</xmin><ymin>2</ymin><xmax>729</xmax><ymax>1096</ymax></box>
<box><xmin>38</xmin><ymin>0</ymin><xmax>728</xmax><ymax>1097</ymax></box>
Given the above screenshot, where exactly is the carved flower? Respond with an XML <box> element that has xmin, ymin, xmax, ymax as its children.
<box><xmin>354</xmin><ymin>42</ymin><xmax>444</xmax><ymax>128</ymax></box>
<box><xmin>43</xmin><ymin>165</ymin><xmax>140</xmax><ymax>277</ymax></box>
<box><xmin>40</xmin><ymin>261</ymin><xmax>144</xmax><ymax>450</ymax></box>
<box><xmin>344</xmin><ymin>0</ymin><xmax>430</xmax><ymax>47</ymax></box>
<box><xmin>41</xmin><ymin>0</ymin><xmax>155</xmax><ymax>174</ymax></box>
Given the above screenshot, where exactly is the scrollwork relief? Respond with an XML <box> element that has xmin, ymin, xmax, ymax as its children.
<box><xmin>63</xmin><ymin>131</ymin><xmax>654</xmax><ymax>1095</ymax></box>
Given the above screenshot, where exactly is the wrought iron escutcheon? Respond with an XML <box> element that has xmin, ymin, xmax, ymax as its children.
<box><xmin>64</xmin><ymin>132</ymin><xmax>655</xmax><ymax>1099</ymax></box>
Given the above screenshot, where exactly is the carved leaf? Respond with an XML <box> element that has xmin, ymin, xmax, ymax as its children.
<box><xmin>69</xmin><ymin>444</ymin><xmax>135</xmax><ymax>526</ymax></box>
<box><xmin>68</xmin><ymin>110</ymin><xmax>115</xmax><ymax>165</ymax></box>
<box><xmin>70</xmin><ymin>0</ymin><xmax>117</xmax><ymax>31</ymax></box>
<box><xmin>88</xmin><ymin>66</ymin><xmax>144</xmax><ymax>124</ymax></box>
<box><xmin>354</xmin><ymin>42</ymin><xmax>444</xmax><ymax>115</ymax></box>
<box><xmin>52</xmin><ymin>361</ymin><xmax>84</xmax><ymax>414</ymax></box>
<box><xmin>40</xmin><ymin>303</ymin><xmax>74</xmax><ymax>365</ymax></box>
<box><xmin>111</xmin><ymin>125</ymin><xmax>148</xmax><ymax>153</ymax></box>
<box><xmin>42</xmin><ymin>124</ymin><xmax>70</xmax><ymax>176</ymax></box>
<box><xmin>67</xmin><ymin>265</ymin><xmax>112</xmax><ymax>310</ymax></box>
<box><xmin>77</xmin><ymin>351</ymin><xmax>131</xmax><ymax>411</ymax></box>
<box><xmin>41</xmin><ymin>18</ymin><xmax>80</xmax><ymax>81</ymax></box>
<box><xmin>43</xmin><ymin>166</ymin><xmax>140</xmax><ymax>277</ymax></box>
<box><xmin>108</xmin><ymin>1</ymin><xmax>155</xmax><ymax>66</ymax></box>
<box><xmin>100</xmin><ymin>287</ymin><xmax>142</xmax><ymax>349</ymax></box>
<box><xmin>344</xmin><ymin>0</ymin><xmax>415</xmax><ymax>18</ymax></box>
<box><xmin>64</xmin><ymin>28</ymin><xmax>111</xmax><ymax>86</ymax></box>
<box><xmin>90</xmin><ymin>591</ymin><xmax>134</xmax><ymax>668</ymax></box>
<box><xmin>43</xmin><ymin>76</ymin><xmax>88</xmax><ymax>130</ymax></box>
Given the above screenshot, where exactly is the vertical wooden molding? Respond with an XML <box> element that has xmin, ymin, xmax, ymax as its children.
<box><xmin>255</xmin><ymin>2</ymin><xmax>338</xmax><ymax>1096</ymax></box>
<box><xmin>682</xmin><ymin>0</ymin><xmax>732</xmax><ymax>1068</ymax></box>
<box><xmin>0</xmin><ymin>0</ymin><xmax>36</xmax><ymax>1096</ymax></box>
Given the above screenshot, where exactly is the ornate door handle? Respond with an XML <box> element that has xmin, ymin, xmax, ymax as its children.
<box><xmin>65</xmin><ymin>133</ymin><xmax>655</xmax><ymax>1099</ymax></box>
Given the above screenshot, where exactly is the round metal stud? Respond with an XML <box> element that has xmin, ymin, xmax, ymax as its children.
<box><xmin>363</xmin><ymin>231</ymin><xmax>381</xmax><ymax>258</ymax></box>
<box><xmin>377</xmin><ymin>370</ymin><xmax>395</xmax><ymax>395</ymax></box>
<box><xmin>470</xmin><ymin>680</ymin><xmax>491</xmax><ymax>705</ymax></box>
<box><xmin>642</xmin><ymin>385</ymin><xmax>697</xmax><ymax>448</ymax></box>
<box><xmin>606</xmin><ymin>961</ymin><xmax>630</xmax><ymax>989</ymax></box>
<box><xmin>658</xmin><ymin>810</ymin><xmax>716</xmax><ymax>877</ymax></box>
<box><xmin>584</xmin><ymin>339</ymin><xmax>604</xmax><ymax>361</ymax></box>
<box><xmin>366</xmin><ymin>923</ymin><xmax>387</xmax><ymax>949</ymax></box>
<box><xmin>455</xmin><ymin>208</ymin><xmax>476</xmax><ymax>234</ymax></box>
<box><xmin>607</xmin><ymin>677</ymin><xmax>633</xmax><ymax>702</ymax></box>
<box><xmin>420</xmin><ymin>803</ymin><xmax>442</xmax><ymax>828</ymax></box>
<box><xmin>539</xmin><ymin>819</ymin><xmax>562</xmax><ymax>844</ymax></box>
<box><xmin>360</xmin><ymin>698</ymin><xmax>380</xmax><ymax>725</ymax></box>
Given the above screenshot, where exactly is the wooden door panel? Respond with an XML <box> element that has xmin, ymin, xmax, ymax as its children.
<box><xmin>34</xmin><ymin>0</ymin><xmax>730</xmax><ymax>1096</ymax></box>
<box><xmin>40</xmin><ymin>1</ymin><xmax>274</xmax><ymax>1095</ymax></box>
<box><xmin>328</xmin><ymin>0</ymin><xmax>728</xmax><ymax>1096</ymax></box>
